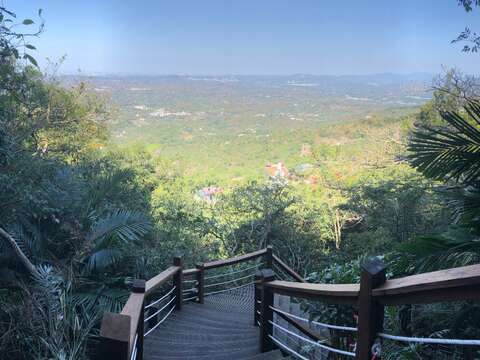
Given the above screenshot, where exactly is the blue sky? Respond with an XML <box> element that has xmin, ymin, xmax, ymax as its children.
<box><xmin>13</xmin><ymin>0</ymin><xmax>480</xmax><ymax>75</ymax></box>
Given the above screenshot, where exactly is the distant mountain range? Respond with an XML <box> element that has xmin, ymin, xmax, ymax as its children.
<box><xmin>62</xmin><ymin>72</ymin><xmax>435</xmax><ymax>85</ymax></box>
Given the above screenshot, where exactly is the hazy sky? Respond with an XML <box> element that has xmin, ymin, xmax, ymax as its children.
<box><xmin>13</xmin><ymin>0</ymin><xmax>480</xmax><ymax>75</ymax></box>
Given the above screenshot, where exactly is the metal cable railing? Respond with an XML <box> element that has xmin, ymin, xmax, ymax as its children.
<box><xmin>183</xmin><ymin>278</ymin><xmax>197</xmax><ymax>283</ymax></box>
<box><xmin>182</xmin><ymin>287</ymin><xmax>197</xmax><ymax>293</ymax></box>
<box><xmin>130</xmin><ymin>333</ymin><xmax>139</xmax><ymax>360</ymax></box>
<box><xmin>144</xmin><ymin>285</ymin><xmax>178</xmax><ymax>337</ymax></box>
<box><xmin>268</xmin><ymin>335</ymin><xmax>309</xmax><ymax>360</ymax></box>
<box><xmin>144</xmin><ymin>305</ymin><xmax>176</xmax><ymax>337</ymax></box>
<box><xmin>378</xmin><ymin>332</ymin><xmax>480</xmax><ymax>346</ymax></box>
<box><xmin>204</xmin><ymin>261</ymin><xmax>264</xmax><ymax>280</ymax></box>
<box><xmin>204</xmin><ymin>272</ymin><xmax>254</xmax><ymax>288</ymax></box>
<box><xmin>99</xmin><ymin>248</ymin><xmax>276</xmax><ymax>360</ymax></box>
<box><xmin>145</xmin><ymin>296</ymin><xmax>176</xmax><ymax>322</ymax></box>
<box><xmin>182</xmin><ymin>282</ymin><xmax>198</xmax><ymax>302</ymax></box>
<box><xmin>272</xmin><ymin>263</ymin><xmax>290</xmax><ymax>280</ymax></box>
<box><xmin>182</xmin><ymin>274</ymin><xmax>198</xmax><ymax>302</ymax></box>
<box><xmin>202</xmin><ymin>259</ymin><xmax>263</xmax><ymax>297</ymax></box>
<box><xmin>204</xmin><ymin>280</ymin><xmax>255</xmax><ymax>296</ymax></box>
<box><xmin>270</xmin><ymin>305</ymin><xmax>358</xmax><ymax>332</ymax></box>
<box><xmin>270</xmin><ymin>320</ymin><xmax>356</xmax><ymax>357</ymax></box>
<box><xmin>145</xmin><ymin>286</ymin><xmax>176</xmax><ymax>309</ymax></box>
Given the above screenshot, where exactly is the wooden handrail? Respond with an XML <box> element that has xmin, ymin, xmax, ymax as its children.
<box><xmin>373</xmin><ymin>263</ymin><xmax>480</xmax><ymax>305</ymax></box>
<box><xmin>121</xmin><ymin>292</ymin><xmax>145</xmax><ymax>355</ymax></box>
<box><xmin>272</xmin><ymin>254</ymin><xmax>305</xmax><ymax>282</ymax></box>
<box><xmin>183</xmin><ymin>268</ymin><xmax>199</xmax><ymax>276</ymax></box>
<box><xmin>258</xmin><ymin>261</ymin><xmax>480</xmax><ymax>359</ymax></box>
<box><xmin>99</xmin><ymin>266</ymin><xmax>180</xmax><ymax>359</ymax></box>
<box><xmin>203</xmin><ymin>248</ymin><xmax>267</xmax><ymax>269</ymax></box>
<box><xmin>98</xmin><ymin>248</ymin><xmax>480</xmax><ymax>360</ymax></box>
<box><xmin>265</xmin><ymin>280</ymin><xmax>359</xmax><ymax>304</ymax></box>
<box><xmin>263</xmin><ymin>263</ymin><xmax>480</xmax><ymax>306</ymax></box>
<box><xmin>99</xmin><ymin>280</ymin><xmax>147</xmax><ymax>360</ymax></box>
<box><xmin>145</xmin><ymin>266</ymin><xmax>180</xmax><ymax>296</ymax></box>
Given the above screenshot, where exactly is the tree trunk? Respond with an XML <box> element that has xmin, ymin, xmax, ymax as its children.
<box><xmin>0</xmin><ymin>227</ymin><xmax>39</xmax><ymax>277</ymax></box>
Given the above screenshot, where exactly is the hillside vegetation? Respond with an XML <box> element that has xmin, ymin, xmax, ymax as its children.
<box><xmin>1</xmin><ymin>4</ymin><xmax>480</xmax><ymax>360</ymax></box>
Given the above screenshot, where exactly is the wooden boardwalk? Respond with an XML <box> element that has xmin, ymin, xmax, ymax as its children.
<box><xmin>144</xmin><ymin>285</ymin><xmax>286</xmax><ymax>360</ymax></box>
<box><xmin>98</xmin><ymin>248</ymin><xmax>480</xmax><ymax>360</ymax></box>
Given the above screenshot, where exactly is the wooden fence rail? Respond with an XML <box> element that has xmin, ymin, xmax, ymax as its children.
<box><xmin>97</xmin><ymin>263</ymin><xmax>182</xmax><ymax>360</ymax></box>
<box><xmin>97</xmin><ymin>247</ymin><xmax>480</xmax><ymax>360</ymax></box>
<box><xmin>257</xmin><ymin>259</ymin><xmax>480</xmax><ymax>360</ymax></box>
<box><xmin>97</xmin><ymin>246</ymin><xmax>303</xmax><ymax>359</ymax></box>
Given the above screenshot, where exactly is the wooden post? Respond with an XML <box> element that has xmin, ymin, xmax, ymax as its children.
<box><xmin>97</xmin><ymin>312</ymin><xmax>131</xmax><ymax>360</ymax></box>
<box><xmin>132</xmin><ymin>279</ymin><xmax>145</xmax><ymax>360</ymax></box>
<box><xmin>258</xmin><ymin>269</ymin><xmax>276</xmax><ymax>353</ymax></box>
<box><xmin>356</xmin><ymin>258</ymin><xmax>386</xmax><ymax>360</ymax></box>
<box><xmin>265</xmin><ymin>245</ymin><xmax>273</xmax><ymax>269</ymax></box>
<box><xmin>173</xmin><ymin>256</ymin><xmax>183</xmax><ymax>311</ymax></box>
<box><xmin>196</xmin><ymin>263</ymin><xmax>205</xmax><ymax>304</ymax></box>
<box><xmin>254</xmin><ymin>270</ymin><xmax>262</xmax><ymax>326</ymax></box>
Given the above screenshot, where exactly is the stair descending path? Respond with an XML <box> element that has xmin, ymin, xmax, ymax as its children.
<box><xmin>144</xmin><ymin>284</ymin><xmax>286</xmax><ymax>360</ymax></box>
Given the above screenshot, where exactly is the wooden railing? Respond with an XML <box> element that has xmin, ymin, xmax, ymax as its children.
<box><xmin>255</xmin><ymin>258</ymin><xmax>480</xmax><ymax>360</ymax></box>
<box><xmin>97</xmin><ymin>246</ymin><xmax>303</xmax><ymax>359</ymax></box>
<box><xmin>98</xmin><ymin>247</ymin><xmax>480</xmax><ymax>360</ymax></box>
<box><xmin>97</xmin><ymin>257</ymin><xmax>183</xmax><ymax>360</ymax></box>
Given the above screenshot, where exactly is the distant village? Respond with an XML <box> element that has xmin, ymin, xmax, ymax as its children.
<box><xmin>195</xmin><ymin>143</ymin><xmax>319</xmax><ymax>203</ymax></box>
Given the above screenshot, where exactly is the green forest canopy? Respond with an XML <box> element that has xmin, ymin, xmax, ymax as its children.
<box><xmin>1</xmin><ymin>3</ymin><xmax>480</xmax><ymax>359</ymax></box>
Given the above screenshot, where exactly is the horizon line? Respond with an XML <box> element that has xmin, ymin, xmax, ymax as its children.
<box><xmin>58</xmin><ymin>71</ymin><xmax>441</xmax><ymax>78</ymax></box>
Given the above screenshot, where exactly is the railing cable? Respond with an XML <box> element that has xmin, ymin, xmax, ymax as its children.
<box><xmin>204</xmin><ymin>281</ymin><xmax>254</xmax><ymax>296</ymax></box>
<box><xmin>182</xmin><ymin>287</ymin><xmax>197</xmax><ymax>293</ymax></box>
<box><xmin>144</xmin><ymin>296</ymin><xmax>176</xmax><ymax>322</ymax></box>
<box><xmin>145</xmin><ymin>286</ymin><xmax>176</xmax><ymax>309</ymax></box>
<box><xmin>378</xmin><ymin>332</ymin><xmax>480</xmax><ymax>346</ymax></box>
<box><xmin>204</xmin><ymin>262</ymin><xmax>264</xmax><ymax>280</ymax></box>
<box><xmin>130</xmin><ymin>333</ymin><xmax>138</xmax><ymax>360</ymax></box>
<box><xmin>183</xmin><ymin>295</ymin><xmax>197</xmax><ymax>302</ymax></box>
<box><xmin>183</xmin><ymin>278</ymin><xmax>197</xmax><ymax>283</ymax></box>
<box><xmin>270</xmin><ymin>320</ymin><xmax>356</xmax><ymax>357</ymax></box>
<box><xmin>144</xmin><ymin>305</ymin><xmax>176</xmax><ymax>337</ymax></box>
<box><xmin>272</xmin><ymin>264</ymin><xmax>290</xmax><ymax>280</ymax></box>
<box><xmin>268</xmin><ymin>335</ymin><xmax>309</xmax><ymax>360</ymax></box>
<box><xmin>204</xmin><ymin>272</ymin><xmax>255</xmax><ymax>288</ymax></box>
<box><xmin>270</xmin><ymin>305</ymin><xmax>357</xmax><ymax>332</ymax></box>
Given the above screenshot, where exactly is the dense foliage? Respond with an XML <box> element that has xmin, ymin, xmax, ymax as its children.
<box><xmin>0</xmin><ymin>7</ymin><xmax>157</xmax><ymax>359</ymax></box>
<box><xmin>1</xmin><ymin>3</ymin><xmax>480</xmax><ymax>360</ymax></box>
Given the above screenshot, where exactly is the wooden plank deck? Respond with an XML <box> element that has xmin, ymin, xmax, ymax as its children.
<box><xmin>144</xmin><ymin>284</ymin><xmax>285</xmax><ymax>360</ymax></box>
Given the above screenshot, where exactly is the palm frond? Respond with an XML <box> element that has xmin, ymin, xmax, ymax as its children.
<box><xmin>408</xmin><ymin>99</ymin><xmax>480</xmax><ymax>184</ymax></box>
<box><xmin>87</xmin><ymin>168</ymin><xmax>135</xmax><ymax>210</ymax></box>
<box><xmin>4</xmin><ymin>223</ymin><xmax>29</xmax><ymax>257</ymax></box>
<box><xmin>86</xmin><ymin>209</ymin><xmax>152</xmax><ymax>248</ymax></box>
<box><xmin>71</xmin><ymin>288</ymin><xmax>128</xmax><ymax>313</ymax></box>
<box><xmin>85</xmin><ymin>248</ymin><xmax>122</xmax><ymax>272</ymax></box>
<box><xmin>400</xmin><ymin>227</ymin><xmax>480</xmax><ymax>271</ymax></box>
<box><xmin>440</xmin><ymin>184</ymin><xmax>480</xmax><ymax>226</ymax></box>
<box><xmin>7</xmin><ymin>221</ymin><xmax>43</xmax><ymax>259</ymax></box>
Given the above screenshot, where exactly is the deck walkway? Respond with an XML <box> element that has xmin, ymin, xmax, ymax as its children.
<box><xmin>144</xmin><ymin>284</ymin><xmax>286</xmax><ymax>360</ymax></box>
